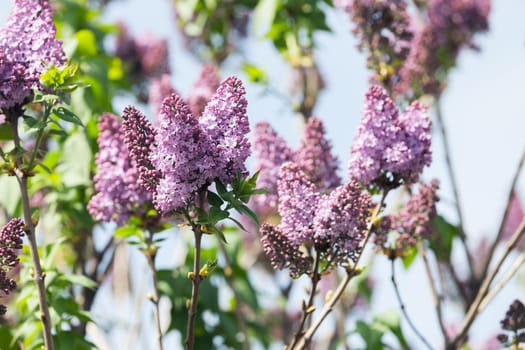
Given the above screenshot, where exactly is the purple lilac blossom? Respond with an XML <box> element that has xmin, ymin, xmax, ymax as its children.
<box><xmin>199</xmin><ymin>76</ymin><xmax>250</xmax><ymax>184</ymax></box>
<box><xmin>296</xmin><ymin>117</ymin><xmax>341</xmax><ymax>191</ymax></box>
<box><xmin>348</xmin><ymin>85</ymin><xmax>432</xmax><ymax>189</ymax></box>
<box><xmin>187</xmin><ymin>64</ymin><xmax>220</xmax><ymax>118</ymax></box>
<box><xmin>251</xmin><ymin>122</ymin><xmax>295</xmax><ymax>215</ymax></box>
<box><xmin>313</xmin><ymin>180</ymin><xmax>373</xmax><ymax>264</ymax></box>
<box><xmin>277</xmin><ymin>162</ymin><xmax>319</xmax><ymax>246</ymax></box>
<box><xmin>260</xmin><ymin>223</ymin><xmax>312</xmax><ymax>278</ymax></box>
<box><xmin>150</xmin><ymin>94</ymin><xmax>216</xmax><ymax>214</ymax></box>
<box><xmin>497</xmin><ymin>299</ymin><xmax>525</xmax><ymax>345</ymax></box>
<box><xmin>0</xmin><ymin>0</ymin><xmax>65</xmax><ymax>111</ymax></box>
<box><xmin>336</xmin><ymin>0</ymin><xmax>413</xmax><ymax>90</ymax></box>
<box><xmin>148</xmin><ymin>74</ymin><xmax>177</xmax><ymax>115</ymax></box>
<box><xmin>121</xmin><ymin>105</ymin><xmax>161</xmax><ymax>195</ymax></box>
<box><xmin>88</xmin><ymin>113</ymin><xmax>152</xmax><ymax>225</ymax></box>
<box><xmin>396</xmin><ymin>0</ymin><xmax>490</xmax><ymax>97</ymax></box>
<box><xmin>0</xmin><ymin>218</ymin><xmax>24</xmax><ymax>315</ymax></box>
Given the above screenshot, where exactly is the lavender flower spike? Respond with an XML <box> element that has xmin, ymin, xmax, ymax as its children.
<box><xmin>349</xmin><ymin>85</ymin><xmax>432</xmax><ymax>189</ymax></box>
<box><xmin>277</xmin><ymin>162</ymin><xmax>319</xmax><ymax>246</ymax></box>
<box><xmin>296</xmin><ymin>117</ymin><xmax>341</xmax><ymax>191</ymax></box>
<box><xmin>122</xmin><ymin>105</ymin><xmax>161</xmax><ymax>195</ymax></box>
<box><xmin>88</xmin><ymin>113</ymin><xmax>151</xmax><ymax>225</ymax></box>
<box><xmin>150</xmin><ymin>94</ymin><xmax>215</xmax><ymax>214</ymax></box>
<box><xmin>200</xmin><ymin>76</ymin><xmax>251</xmax><ymax>184</ymax></box>
<box><xmin>0</xmin><ymin>218</ymin><xmax>25</xmax><ymax>315</ymax></box>
<box><xmin>314</xmin><ymin>180</ymin><xmax>374</xmax><ymax>265</ymax></box>
<box><xmin>0</xmin><ymin>0</ymin><xmax>66</xmax><ymax>110</ymax></box>
<box><xmin>252</xmin><ymin>122</ymin><xmax>294</xmax><ymax>215</ymax></box>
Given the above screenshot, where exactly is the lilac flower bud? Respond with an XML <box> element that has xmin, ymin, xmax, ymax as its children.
<box><xmin>277</xmin><ymin>163</ymin><xmax>319</xmax><ymax>246</ymax></box>
<box><xmin>296</xmin><ymin>117</ymin><xmax>341</xmax><ymax>191</ymax></box>
<box><xmin>349</xmin><ymin>85</ymin><xmax>432</xmax><ymax>189</ymax></box>
<box><xmin>251</xmin><ymin>122</ymin><xmax>294</xmax><ymax>215</ymax></box>
<box><xmin>122</xmin><ymin>106</ymin><xmax>161</xmax><ymax>195</ymax></box>
<box><xmin>0</xmin><ymin>0</ymin><xmax>65</xmax><ymax>110</ymax></box>
<box><xmin>187</xmin><ymin>64</ymin><xmax>220</xmax><ymax>118</ymax></box>
<box><xmin>313</xmin><ymin>180</ymin><xmax>374</xmax><ymax>264</ymax></box>
<box><xmin>498</xmin><ymin>299</ymin><xmax>525</xmax><ymax>345</ymax></box>
<box><xmin>150</xmin><ymin>94</ymin><xmax>216</xmax><ymax>214</ymax></box>
<box><xmin>199</xmin><ymin>76</ymin><xmax>250</xmax><ymax>183</ymax></box>
<box><xmin>88</xmin><ymin>113</ymin><xmax>152</xmax><ymax>225</ymax></box>
<box><xmin>260</xmin><ymin>223</ymin><xmax>312</xmax><ymax>278</ymax></box>
<box><xmin>0</xmin><ymin>218</ymin><xmax>25</xmax><ymax>315</ymax></box>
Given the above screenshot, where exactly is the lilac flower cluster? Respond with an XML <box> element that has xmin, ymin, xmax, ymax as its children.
<box><xmin>150</xmin><ymin>94</ymin><xmax>215</xmax><ymax>214</ymax></box>
<box><xmin>252</xmin><ymin>117</ymin><xmax>340</xmax><ymax>216</ymax></box>
<box><xmin>0</xmin><ymin>0</ymin><xmax>65</xmax><ymax>111</ymax></box>
<box><xmin>335</xmin><ymin>0</ymin><xmax>413</xmax><ymax>90</ymax></box>
<box><xmin>374</xmin><ymin>180</ymin><xmax>439</xmax><ymax>253</ymax></box>
<box><xmin>88</xmin><ymin>113</ymin><xmax>152</xmax><ymax>225</ymax></box>
<box><xmin>148</xmin><ymin>74</ymin><xmax>177</xmax><ymax>115</ymax></box>
<box><xmin>261</xmin><ymin>163</ymin><xmax>373</xmax><ymax>277</ymax></box>
<box><xmin>348</xmin><ymin>85</ymin><xmax>432</xmax><ymax>189</ymax></box>
<box><xmin>121</xmin><ymin>76</ymin><xmax>250</xmax><ymax>216</ymax></box>
<box><xmin>115</xmin><ymin>24</ymin><xmax>169</xmax><ymax>81</ymax></box>
<box><xmin>497</xmin><ymin>299</ymin><xmax>525</xmax><ymax>346</ymax></box>
<box><xmin>0</xmin><ymin>218</ymin><xmax>25</xmax><ymax>316</ymax></box>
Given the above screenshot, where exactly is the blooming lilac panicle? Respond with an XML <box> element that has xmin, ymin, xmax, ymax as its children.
<box><xmin>199</xmin><ymin>76</ymin><xmax>250</xmax><ymax>183</ymax></box>
<box><xmin>187</xmin><ymin>64</ymin><xmax>220</xmax><ymax>117</ymax></box>
<box><xmin>497</xmin><ymin>299</ymin><xmax>525</xmax><ymax>346</ymax></box>
<box><xmin>296</xmin><ymin>117</ymin><xmax>341</xmax><ymax>191</ymax></box>
<box><xmin>313</xmin><ymin>180</ymin><xmax>373</xmax><ymax>264</ymax></box>
<box><xmin>0</xmin><ymin>218</ymin><xmax>24</xmax><ymax>315</ymax></box>
<box><xmin>122</xmin><ymin>106</ymin><xmax>161</xmax><ymax>195</ymax></box>
<box><xmin>149</xmin><ymin>74</ymin><xmax>177</xmax><ymax>115</ymax></box>
<box><xmin>252</xmin><ymin>122</ymin><xmax>294</xmax><ymax>214</ymax></box>
<box><xmin>0</xmin><ymin>0</ymin><xmax>65</xmax><ymax>110</ymax></box>
<box><xmin>150</xmin><ymin>94</ymin><xmax>216</xmax><ymax>214</ymax></box>
<box><xmin>88</xmin><ymin>113</ymin><xmax>151</xmax><ymax>225</ymax></box>
<box><xmin>277</xmin><ymin>163</ymin><xmax>319</xmax><ymax>246</ymax></box>
<box><xmin>260</xmin><ymin>224</ymin><xmax>312</xmax><ymax>278</ymax></box>
<box><xmin>349</xmin><ymin>85</ymin><xmax>432</xmax><ymax>189</ymax></box>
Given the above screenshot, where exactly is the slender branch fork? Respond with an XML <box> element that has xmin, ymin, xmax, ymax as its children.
<box><xmin>449</xmin><ymin>216</ymin><xmax>525</xmax><ymax>348</ymax></box>
<box><xmin>390</xmin><ymin>259</ymin><xmax>434</xmax><ymax>350</ymax></box>
<box><xmin>291</xmin><ymin>191</ymin><xmax>389</xmax><ymax>349</ymax></box>
<box><xmin>435</xmin><ymin>98</ymin><xmax>475</xmax><ymax>280</ymax></box>
<box><xmin>185</xmin><ymin>222</ymin><xmax>203</xmax><ymax>350</ymax></box>
<box><xmin>10</xmin><ymin>116</ymin><xmax>55</xmax><ymax>350</ymax></box>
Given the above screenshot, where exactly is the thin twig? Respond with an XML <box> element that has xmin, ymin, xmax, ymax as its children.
<box><xmin>10</xmin><ymin>116</ymin><xmax>55</xmax><ymax>350</ymax></box>
<box><xmin>217</xmin><ymin>239</ymin><xmax>250</xmax><ymax>350</ymax></box>
<box><xmin>419</xmin><ymin>241</ymin><xmax>449</xmax><ymax>345</ymax></box>
<box><xmin>478</xmin><ymin>251</ymin><xmax>525</xmax><ymax>313</ymax></box>
<box><xmin>450</xmin><ymin>216</ymin><xmax>525</xmax><ymax>348</ymax></box>
<box><xmin>292</xmin><ymin>191</ymin><xmax>388</xmax><ymax>349</ymax></box>
<box><xmin>435</xmin><ymin>98</ymin><xmax>475</xmax><ymax>280</ymax></box>
<box><xmin>144</xmin><ymin>232</ymin><xmax>164</xmax><ymax>350</ymax></box>
<box><xmin>480</xmin><ymin>146</ymin><xmax>525</xmax><ymax>280</ymax></box>
<box><xmin>185</xmin><ymin>223</ymin><xmax>203</xmax><ymax>350</ymax></box>
<box><xmin>289</xmin><ymin>252</ymin><xmax>321</xmax><ymax>349</ymax></box>
<box><xmin>390</xmin><ymin>259</ymin><xmax>434</xmax><ymax>350</ymax></box>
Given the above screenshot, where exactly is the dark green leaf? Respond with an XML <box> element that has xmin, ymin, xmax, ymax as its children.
<box><xmin>53</xmin><ymin>107</ymin><xmax>84</xmax><ymax>127</ymax></box>
<box><xmin>207</xmin><ymin>190</ymin><xmax>224</xmax><ymax>207</ymax></box>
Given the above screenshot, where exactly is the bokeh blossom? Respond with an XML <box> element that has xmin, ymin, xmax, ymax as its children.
<box><xmin>0</xmin><ymin>0</ymin><xmax>65</xmax><ymax>111</ymax></box>
<box><xmin>349</xmin><ymin>85</ymin><xmax>432</xmax><ymax>189</ymax></box>
<box><xmin>88</xmin><ymin>113</ymin><xmax>152</xmax><ymax>225</ymax></box>
<box><xmin>148</xmin><ymin>74</ymin><xmax>177</xmax><ymax>115</ymax></box>
<box><xmin>187</xmin><ymin>64</ymin><xmax>220</xmax><ymax>118</ymax></box>
<box><xmin>0</xmin><ymin>218</ymin><xmax>25</xmax><ymax>316</ymax></box>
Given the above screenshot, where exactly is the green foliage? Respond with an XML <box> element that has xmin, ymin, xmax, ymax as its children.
<box><xmin>429</xmin><ymin>215</ymin><xmax>459</xmax><ymax>262</ymax></box>
<box><xmin>354</xmin><ymin>310</ymin><xmax>409</xmax><ymax>350</ymax></box>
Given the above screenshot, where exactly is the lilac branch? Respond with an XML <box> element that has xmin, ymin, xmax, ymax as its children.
<box><xmin>185</xmin><ymin>220</ymin><xmax>203</xmax><ymax>350</ymax></box>
<box><xmin>144</xmin><ymin>232</ymin><xmax>163</xmax><ymax>350</ymax></box>
<box><xmin>9</xmin><ymin>116</ymin><xmax>55</xmax><ymax>350</ymax></box>
<box><xmin>450</xmin><ymin>216</ymin><xmax>525</xmax><ymax>348</ymax></box>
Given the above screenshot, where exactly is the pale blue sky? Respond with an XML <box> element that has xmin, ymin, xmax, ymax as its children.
<box><xmin>1</xmin><ymin>0</ymin><xmax>524</xmax><ymax>348</ymax></box>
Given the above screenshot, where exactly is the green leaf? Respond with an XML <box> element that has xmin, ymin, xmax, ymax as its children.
<box><xmin>401</xmin><ymin>245</ymin><xmax>418</xmax><ymax>269</ymax></box>
<box><xmin>236</xmin><ymin>204</ymin><xmax>260</xmax><ymax>226</ymax></box>
<box><xmin>355</xmin><ymin>320</ymin><xmax>384</xmax><ymax>350</ymax></box>
<box><xmin>61</xmin><ymin>274</ymin><xmax>97</xmax><ymax>289</ymax></box>
<box><xmin>242</xmin><ymin>62</ymin><xmax>268</xmax><ymax>84</ymax></box>
<box><xmin>215</xmin><ymin>180</ymin><xmax>228</xmax><ymax>196</ymax></box>
<box><xmin>74</xmin><ymin>29</ymin><xmax>99</xmax><ymax>57</ymax></box>
<box><xmin>114</xmin><ymin>225</ymin><xmax>143</xmax><ymax>239</ymax></box>
<box><xmin>429</xmin><ymin>215</ymin><xmax>458</xmax><ymax>262</ymax></box>
<box><xmin>207</xmin><ymin>190</ymin><xmax>224</xmax><ymax>207</ymax></box>
<box><xmin>208</xmin><ymin>206</ymin><xmax>229</xmax><ymax>224</ymax></box>
<box><xmin>53</xmin><ymin>107</ymin><xmax>84</xmax><ymax>127</ymax></box>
